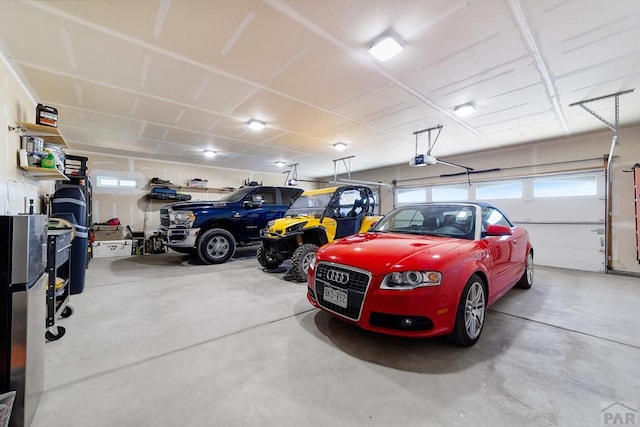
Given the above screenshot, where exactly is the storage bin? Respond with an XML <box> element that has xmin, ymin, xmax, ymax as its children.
<box><xmin>92</xmin><ymin>240</ymin><xmax>132</xmax><ymax>258</ymax></box>
<box><xmin>92</xmin><ymin>225</ymin><xmax>126</xmax><ymax>241</ymax></box>
<box><xmin>188</xmin><ymin>179</ymin><xmax>208</xmax><ymax>188</ymax></box>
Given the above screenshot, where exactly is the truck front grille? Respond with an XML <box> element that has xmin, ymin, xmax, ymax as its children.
<box><xmin>160</xmin><ymin>208</ymin><xmax>170</xmax><ymax>227</ymax></box>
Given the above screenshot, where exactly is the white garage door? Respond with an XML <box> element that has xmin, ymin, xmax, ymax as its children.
<box><xmin>395</xmin><ymin>170</ymin><xmax>606</xmax><ymax>272</ymax></box>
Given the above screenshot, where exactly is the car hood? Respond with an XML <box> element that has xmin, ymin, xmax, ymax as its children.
<box><xmin>316</xmin><ymin>232</ymin><xmax>467</xmax><ymax>275</ymax></box>
<box><xmin>164</xmin><ymin>200</ymin><xmax>225</xmax><ymax>210</ymax></box>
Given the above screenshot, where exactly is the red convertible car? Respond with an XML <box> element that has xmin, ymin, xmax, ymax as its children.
<box><xmin>307</xmin><ymin>202</ymin><xmax>533</xmax><ymax>346</ymax></box>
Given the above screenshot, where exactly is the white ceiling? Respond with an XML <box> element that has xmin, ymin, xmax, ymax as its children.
<box><xmin>1</xmin><ymin>0</ymin><xmax>639</xmax><ymax>178</ymax></box>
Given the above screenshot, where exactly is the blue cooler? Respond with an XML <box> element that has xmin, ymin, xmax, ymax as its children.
<box><xmin>52</xmin><ymin>185</ymin><xmax>87</xmax><ymax>295</ymax></box>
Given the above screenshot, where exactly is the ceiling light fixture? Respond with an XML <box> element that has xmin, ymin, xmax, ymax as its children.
<box><xmin>203</xmin><ymin>150</ymin><xmax>217</xmax><ymax>158</ymax></box>
<box><xmin>274</xmin><ymin>161</ymin><xmax>286</xmax><ymax>167</ymax></box>
<box><xmin>453</xmin><ymin>103</ymin><xmax>476</xmax><ymax>117</ymax></box>
<box><xmin>368</xmin><ymin>35</ymin><xmax>403</xmax><ymax>62</ymax></box>
<box><xmin>333</xmin><ymin>142</ymin><xmax>347</xmax><ymax>151</ymax></box>
<box><xmin>247</xmin><ymin>119</ymin><xmax>266</xmax><ymax>130</ymax></box>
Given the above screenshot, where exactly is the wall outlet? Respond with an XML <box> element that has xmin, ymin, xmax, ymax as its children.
<box><xmin>24</xmin><ymin>196</ymin><xmax>35</xmax><ymax>214</ymax></box>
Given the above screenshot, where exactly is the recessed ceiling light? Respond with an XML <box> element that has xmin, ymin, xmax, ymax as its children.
<box><xmin>203</xmin><ymin>150</ymin><xmax>216</xmax><ymax>158</ymax></box>
<box><xmin>453</xmin><ymin>103</ymin><xmax>476</xmax><ymax>117</ymax></box>
<box><xmin>333</xmin><ymin>142</ymin><xmax>348</xmax><ymax>151</ymax></box>
<box><xmin>274</xmin><ymin>161</ymin><xmax>286</xmax><ymax>167</ymax></box>
<box><xmin>247</xmin><ymin>119</ymin><xmax>266</xmax><ymax>130</ymax></box>
<box><xmin>368</xmin><ymin>35</ymin><xmax>403</xmax><ymax>62</ymax></box>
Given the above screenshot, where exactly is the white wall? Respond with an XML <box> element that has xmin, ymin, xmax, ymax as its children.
<box><xmin>80</xmin><ymin>152</ymin><xmax>315</xmax><ymax>235</ymax></box>
<box><xmin>0</xmin><ymin>52</ymin><xmax>55</xmax><ymax>215</ymax></box>
<box><xmin>0</xmin><ymin>50</ymin><xmax>312</xmax><ymax>232</ymax></box>
<box><xmin>331</xmin><ymin>125</ymin><xmax>640</xmax><ymax>275</ymax></box>
<box><xmin>3</xmin><ymin>48</ymin><xmax>638</xmax><ymax>274</ymax></box>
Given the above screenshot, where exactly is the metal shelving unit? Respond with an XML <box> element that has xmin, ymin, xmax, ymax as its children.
<box><xmin>45</xmin><ymin>229</ymin><xmax>74</xmax><ymax>341</ymax></box>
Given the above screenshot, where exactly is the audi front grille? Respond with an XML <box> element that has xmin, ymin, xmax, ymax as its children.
<box><xmin>315</xmin><ymin>262</ymin><xmax>371</xmax><ymax>320</ymax></box>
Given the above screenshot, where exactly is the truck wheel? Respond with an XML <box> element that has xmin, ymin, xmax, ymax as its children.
<box><xmin>290</xmin><ymin>243</ymin><xmax>318</xmax><ymax>282</ymax></box>
<box><xmin>197</xmin><ymin>228</ymin><xmax>236</xmax><ymax>264</ymax></box>
<box><xmin>257</xmin><ymin>244</ymin><xmax>283</xmax><ymax>269</ymax></box>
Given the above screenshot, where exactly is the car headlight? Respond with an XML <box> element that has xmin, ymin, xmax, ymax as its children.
<box><xmin>170</xmin><ymin>211</ymin><xmax>195</xmax><ymax>226</ymax></box>
<box><xmin>380</xmin><ymin>271</ymin><xmax>441</xmax><ymax>290</ymax></box>
<box><xmin>285</xmin><ymin>221</ymin><xmax>308</xmax><ymax>234</ymax></box>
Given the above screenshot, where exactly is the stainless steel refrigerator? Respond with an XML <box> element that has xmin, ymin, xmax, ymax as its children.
<box><xmin>0</xmin><ymin>214</ymin><xmax>47</xmax><ymax>427</ymax></box>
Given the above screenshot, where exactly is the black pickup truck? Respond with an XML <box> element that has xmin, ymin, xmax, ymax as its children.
<box><xmin>158</xmin><ymin>184</ymin><xmax>303</xmax><ymax>264</ymax></box>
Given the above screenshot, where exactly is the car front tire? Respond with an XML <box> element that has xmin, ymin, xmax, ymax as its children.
<box><xmin>515</xmin><ymin>250</ymin><xmax>534</xmax><ymax>289</ymax></box>
<box><xmin>450</xmin><ymin>274</ymin><xmax>486</xmax><ymax>347</ymax></box>
<box><xmin>196</xmin><ymin>228</ymin><xmax>236</xmax><ymax>264</ymax></box>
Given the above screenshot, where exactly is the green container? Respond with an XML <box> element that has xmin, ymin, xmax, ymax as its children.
<box><xmin>41</xmin><ymin>152</ymin><xmax>56</xmax><ymax>168</ymax></box>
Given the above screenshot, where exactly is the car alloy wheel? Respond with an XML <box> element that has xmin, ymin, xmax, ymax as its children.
<box><xmin>450</xmin><ymin>274</ymin><xmax>486</xmax><ymax>346</ymax></box>
<box><xmin>516</xmin><ymin>250</ymin><xmax>534</xmax><ymax>289</ymax></box>
<box><xmin>464</xmin><ymin>280</ymin><xmax>485</xmax><ymax>340</ymax></box>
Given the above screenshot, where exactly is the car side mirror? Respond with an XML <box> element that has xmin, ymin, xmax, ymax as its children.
<box><xmin>243</xmin><ymin>194</ymin><xmax>263</xmax><ymax>209</ymax></box>
<box><xmin>483</xmin><ymin>224</ymin><xmax>513</xmax><ymax>237</ymax></box>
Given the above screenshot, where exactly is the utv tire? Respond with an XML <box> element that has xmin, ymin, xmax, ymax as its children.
<box><xmin>289</xmin><ymin>243</ymin><xmax>318</xmax><ymax>282</ymax></box>
<box><xmin>515</xmin><ymin>250</ymin><xmax>534</xmax><ymax>289</ymax></box>
<box><xmin>257</xmin><ymin>244</ymin><xmax>283</xmax><ymax>269</ymax></box>
<box><xmin>449</xmin><ymin>274</ymin><xmax>486</xmax><ymax>347</ymax></box>
<box><xmin>197</xmin><ymin>228</ymin><xmax>236</xmax><ymax>264</ymax></box>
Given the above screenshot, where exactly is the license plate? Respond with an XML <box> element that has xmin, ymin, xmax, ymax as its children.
<box><xmin>323</xmin><ymin>284</ymin><xmax>348</xmax><ymax>308</ymax></box>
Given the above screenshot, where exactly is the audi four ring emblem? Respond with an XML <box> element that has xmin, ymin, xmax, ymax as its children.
<box><xmin>326</xmin><ymin>269</ymin><xmax>349</xmax><ymax>284</ymax></box>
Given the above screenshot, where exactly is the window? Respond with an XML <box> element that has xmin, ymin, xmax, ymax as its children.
<box><xmin>253</xmin><ymin>188</ymin><xmax>276</xmax><ymax>205</ymax></box>
<box><xmin>389</xmin><ymin>208</ymin><xmax>424</xmax><ymax>229</ymax></box>
<box><xmin>481</xmin><ymin>207</ymin><xmax>512</xmax><ymax>230</ymax></box>
<box><xmin>432</xmin><ymin>184</ymin><xmax>468</xmax><ymax>201</ymax></box>
<box><xmin>96</xmin><ymin>175</ymin><xmax>139</xmax><ymax>189</ymax></box>
<box><xmin>533</xmin><ymin>173</ymin><xmax>597</xmax><ymax>198</ymax></box>
<box><xmin>476</xmin><ymin>181</ymin><xmax>522</xmax><ymax>199</ymax></box>
<box><xmin>281</xmin><ymin>188</ymin><xmax>301</xmax><ymax>206</ymax></box>
<box><xmin>396</xmin><ymin>188</ymin><xmax>426</xmax><ymax>204</ymax></box>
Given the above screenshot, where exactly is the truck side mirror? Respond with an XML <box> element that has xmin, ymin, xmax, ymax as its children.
<box><xmin>243</xmin><ymin>194</ymin><xmax>263</xmax><ymax>209</ymax></box>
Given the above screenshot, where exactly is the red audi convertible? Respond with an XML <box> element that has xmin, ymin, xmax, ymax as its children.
<box><xmin>307</xmin><ymin>202</ymin><xmax>533</xmax><ymax>346</ymax></box>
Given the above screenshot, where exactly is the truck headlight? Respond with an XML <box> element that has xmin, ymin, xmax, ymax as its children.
<box><xmin>380</xmin><ymin>271</ymin><xmax>441</xmax><ymax>290</ymax></box>
<box><xmin>170</xmin><ymin>211</ymin><xmax>195</xmax><ymax>226</ymax></box>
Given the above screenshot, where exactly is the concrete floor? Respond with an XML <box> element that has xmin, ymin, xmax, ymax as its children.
<box><xmin>32</xmin><ymin>249</ymin><xmax>639</xmax><ymax>427</ymax></box>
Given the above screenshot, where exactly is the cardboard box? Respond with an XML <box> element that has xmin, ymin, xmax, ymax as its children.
<box><xmin>92</xmin><ymin>240</ymin><xmax>132</xmax><ymax>258</ymax></box>
<box><xmin>92</xmin><ymin>225</ymin><xmax>126</xmax><ymax>241</ymax></box>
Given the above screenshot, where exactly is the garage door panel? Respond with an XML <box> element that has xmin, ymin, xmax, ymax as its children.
<box><xmin>522</xmin><ymin>223</ymin><xmax>605</xmax><ymax>272</ymax></box>
<box><xmin>400</xmin><ymin>170</ymin><xmax>607</xmax><ymax>272</ymax></box>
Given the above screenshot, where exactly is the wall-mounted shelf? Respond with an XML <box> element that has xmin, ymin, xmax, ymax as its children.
<box><xmin>13</xmin><ymin>121</ymin><xmax>70</xmax><ymax>180</ymax></box>
<box><xmin>19</xmin><ymin>164</ymin><xmax>69</xmax><ymax>180</ymax></box>
<box><xmin>15</xmin><ymin>122</ymin><xmax>68</xmax><ymax>147</ymax></box>
<box><xmin>148</xmin><ymin>183</ymin><xmax>234</xmax><ymax>193</ymax></box>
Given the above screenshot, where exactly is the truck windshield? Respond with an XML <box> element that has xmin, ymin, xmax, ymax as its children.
<box><xmin>285</xmin><ymin>192</ymin><xmax>333</xmax><ymax>217</ymax></box>
<box><xmin>218</xmin><ymin>187</ymin><xmax>254</xmax><ymax>203</ymax></box>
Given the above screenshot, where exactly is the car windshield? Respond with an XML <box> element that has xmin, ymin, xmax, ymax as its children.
<box><xmin>218</xmin><ymin>187</ymin><xmax>254</xmax><ymax>203</ymax></box>
<box><xmin>371</xmin><ymin>204</ymin><xmax>476</xmax><ymax>240</ymax></box>
<box><xmin>285</xmin><ymin>192</ymin><xmax>334</xmax><ymax>217</ymax></box>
